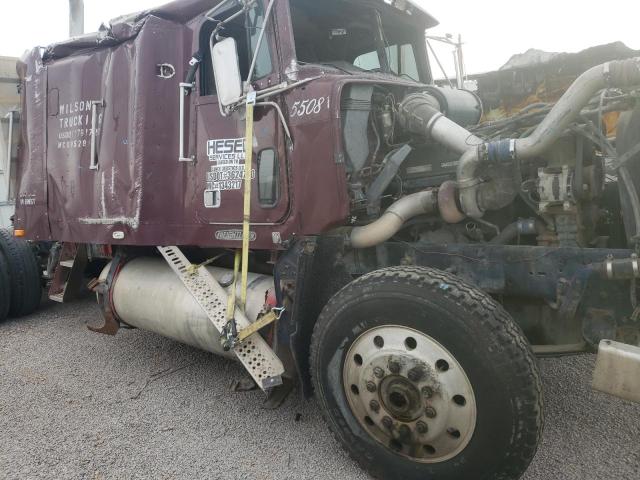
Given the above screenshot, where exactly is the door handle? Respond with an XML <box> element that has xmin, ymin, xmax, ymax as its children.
<box><xmin>90</xmin><ymin>100</ymin><xmax>105</xmax><ymax>171</ymax></box>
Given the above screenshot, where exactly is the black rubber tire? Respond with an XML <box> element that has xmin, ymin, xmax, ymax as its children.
<box><xmin>0</xmin><ymin>250</ymin><xmax>10</xmax><ymax>322</ymax></box>
<box><xmin>311</xmin><ymin>266</ymin><xmax>543</xmax><ymax>480</ymax></box>
<box><xmin>0</xmin><ymin>228</ymin><xmax>42</xmax><ymax>317</ymax></box>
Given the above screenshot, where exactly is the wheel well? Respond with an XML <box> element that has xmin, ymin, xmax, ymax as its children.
<box><xmin>280</xmin><ymin>237</ymin><xmax>353</xmax><ymax>397</ymax></box>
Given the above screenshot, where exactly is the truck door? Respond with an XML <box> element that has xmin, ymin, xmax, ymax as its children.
<box><xmin>190</xmin><ymin>4</ymin><xmax>289</xmax><ymax>240</ymax></box>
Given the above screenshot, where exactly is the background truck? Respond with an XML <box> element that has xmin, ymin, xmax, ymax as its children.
<box><xmin>3</xmin><ymin>1</ymin><xmax>640</xmax><ymax>479</ymax></box>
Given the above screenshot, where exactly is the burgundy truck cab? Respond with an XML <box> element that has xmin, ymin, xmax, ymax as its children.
<box><xmin>14</xmin><ymin>0</ymin><xmax>435</xmax><ymax>250</ymax></box>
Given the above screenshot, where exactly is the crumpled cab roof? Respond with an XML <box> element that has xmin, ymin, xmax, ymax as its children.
<box><xmin>39</xmin><ymin>0</ymin><xmax>438</xmax><ymax>61</ymax></box>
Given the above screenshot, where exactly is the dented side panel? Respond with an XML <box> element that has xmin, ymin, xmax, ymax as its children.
<box><xmin>17</xmin><ymin>16</ymin><xmax>190</xmax><ymax>244</ymax></box>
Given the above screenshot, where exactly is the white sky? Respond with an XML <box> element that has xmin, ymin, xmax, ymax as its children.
<box><xmin>0</xmin><ymin>0</ymin><xmax>638</xmax><ymax>75</ymax></box>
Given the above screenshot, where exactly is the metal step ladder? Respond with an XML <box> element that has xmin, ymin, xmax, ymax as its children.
<box><xmin>49</xmin><ymin>243</ymin><xmax>88</xmax><ymax>303</ymax></box>
<box><xmin>157</xmin><ymin>246</ymin><xmax>284</xmax><ymax>392</ymax></box>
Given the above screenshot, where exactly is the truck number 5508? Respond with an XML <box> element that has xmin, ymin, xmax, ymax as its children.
<box><xmin>290</xmin><ymin>96</ymin><xmax>330</xmax><ymax>117</ymax></box>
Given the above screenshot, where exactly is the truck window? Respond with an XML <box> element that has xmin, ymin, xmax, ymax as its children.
<box><xmin>200</xmin><ymin>2</ymin><xmax>273</xmax><ymax>97</ymax></box>
<box><xmin>257</xmin><ymin>149</ymin><xmax>279</xmax><ymax>207</ymax></box>
<box><xmin>247</xmin><ymin>5</ymin><xmax>273</xmax><ymax>80</ymax></box>
<box><xmin>354</xmin><ymin>44</ymin><xmax>420</xmax><ymax>81</ymax></box>
<box><xmin>290</xmin><ymin>0</ymin><xmax>425</xmax><ymax>82</ymax></box>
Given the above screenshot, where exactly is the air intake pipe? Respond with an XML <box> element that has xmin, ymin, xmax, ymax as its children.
<box><xmin>458</xmin><ymin>58</ymin><xmax>640</xmax><ymax>218</ymax></box>
<box><xmin>397</xmin><ymin>93</ymin><xmax>483</xmax><ymax>154</ymax></box>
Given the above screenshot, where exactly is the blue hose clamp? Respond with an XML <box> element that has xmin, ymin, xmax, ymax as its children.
<box><xmin>486</xmin><ymin>139</ymin><xmax>516</xmax><ymax>163</ymax></box>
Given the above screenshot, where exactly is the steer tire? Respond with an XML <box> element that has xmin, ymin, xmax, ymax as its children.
<box><xmin>311</xmin><ymin>266</ymin><xmax>543</xmax><ymax>480</ymax></box>
<box><xmin>0</xmin><ymin>250</ymin><xmax>10</xmax><ymax>322</ymax></box>
<box><xmin>0</xmin><ymin>228</ymin><xmax>42</xmax><ymax>317</ymax></box>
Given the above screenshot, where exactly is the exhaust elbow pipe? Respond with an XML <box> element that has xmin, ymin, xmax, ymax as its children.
<box><xmin>350</xmin><ymin>190</ymin><xmax>438</xmax><ymax>248</ymax></box>
<box><xmin>458</xmin><ymin>57</ymin><xmax>640</xmax><ymax>218</ymax></box>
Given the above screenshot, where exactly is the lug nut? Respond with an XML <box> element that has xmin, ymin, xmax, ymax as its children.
<box><xmin>382</xmin><ymin>416</ymin><xmax>393</xmax><ymax>429</ymax></box>
<box><xmin>388</xmin><ymin>360</ymin><xmax>401</xmax><ymax>374</ymax></box>
<box><xmin>373</xmin><ymin>367</ymin><xmax>385</xmax><ymax>379</ymax></box>
<box><xmin>366</xmin><ymin>381</ymin><xmax>377</xmax><ymax>393</ymax></box>
<box><xmin>408</xmin><ymin>367</ymin><xmax>425</xmax><ymax>382</ymax></box>
<box><xmin>416</xmin><ymin>421</ymin><xmax>428</xmax><ymax>434</ymax></box>
<box><xmin>425</xmin><ymin>406</ymin><xmax>437</xmax><ymax>419</ymax></box>
<box><xmin>370</xmin><ymin>400</ymin><xmax>381</xmax><ymax>413</ymax></box>
<box><xmin>421</xmin><ymin>386</ymin><xmax>434</xmax><ymax>399</ymax></box>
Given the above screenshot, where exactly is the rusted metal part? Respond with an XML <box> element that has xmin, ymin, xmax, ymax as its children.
<box><xmin>88</xmin><ymin>294</ymin><xmax>121</xmax><ymax>336</ymax></box>
<box><xmin>88</xmin><ymin>254</ymin><xmax>124</xmax><ymax>336</ymax></box>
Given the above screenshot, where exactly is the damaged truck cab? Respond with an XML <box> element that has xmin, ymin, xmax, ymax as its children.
<box><xmin>9</xmin><ymin>1</ymin><xmax>640</xmax><ymax>479</ymax></box>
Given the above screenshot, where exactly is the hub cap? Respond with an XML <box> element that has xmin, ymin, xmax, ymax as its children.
<box><xmin>343</xmin><ymin>326</ymin><xmax>477</xmax><ymax>463</ymax></box>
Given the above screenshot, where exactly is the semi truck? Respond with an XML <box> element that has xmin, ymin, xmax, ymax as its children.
<box><xmin>3</xmin><ymin>1</ymin><xmax>640</xmax><ymax>478</ymax></box>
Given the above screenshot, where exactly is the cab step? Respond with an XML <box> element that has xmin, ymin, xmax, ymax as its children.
<box><xmin>48</xmin><ymin>243</ymin><xmax>88</xmax><ymax>303</ymax></box>
<box><xmin>157</xmin><ymin>246</ymin><xmax>284</xmax><ymax>392</ymax></box>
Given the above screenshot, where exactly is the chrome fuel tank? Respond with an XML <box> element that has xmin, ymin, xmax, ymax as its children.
<box><xmin>101</xmin><ymin>257</ymin><xmax>273</xmax><ymax>358</ymax></box>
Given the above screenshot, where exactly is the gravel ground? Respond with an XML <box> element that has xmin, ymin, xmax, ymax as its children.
<box><xmin>1</xmin><ymin>299</ymin><xmax>639</xmax><ymax>480</ymax></box>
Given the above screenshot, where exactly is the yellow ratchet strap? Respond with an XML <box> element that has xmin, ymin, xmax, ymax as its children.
<box><xmin>228</xmin><ymin>91</ymin><xmax>281</xmax><ymax>345</ymax></box>
<box><xmin>240</xmin><ymin>93</ymin><xmax>256</xmax><ymax>310</ymax></box>
<box><xmin>237</xmin><ymin>308</ymin><xmax>284</xmax><ymax>343</ymax></box>
<box><xmin>226</xmin><ymin>91</ymin><xmax>256</xmax><ymax>332</ymax></box>
<box><xmin>226</xmin><ymin>250</ymin><xmax>241</xmax><ymax>322</ymax></box>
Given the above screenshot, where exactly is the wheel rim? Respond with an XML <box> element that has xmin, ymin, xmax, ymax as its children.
<box><xmin>343</xmin><ymin>325</ymin><xmax>477</xmax><ymax>463</ymax></box>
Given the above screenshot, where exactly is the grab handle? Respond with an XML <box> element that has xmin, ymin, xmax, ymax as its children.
<box><xmin>179</xmin><ymin>82</ymin><xmax>195</xmax><ymax>163</ymax></box>
<box><xmin>90</xmin><ymin>100</ymin><xmax>105</xmax><ymax>171</ymax></box>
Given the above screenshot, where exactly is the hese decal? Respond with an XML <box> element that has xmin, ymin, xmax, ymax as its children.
<box><xmin>205</xmin><ymin>138</ymin><xmax>255</xmax><ymax>196</ymax></box>
<box><xmin>207</xmin><ymin>138</ymin><xmax>245</xmax><ymax>163</ymax></box>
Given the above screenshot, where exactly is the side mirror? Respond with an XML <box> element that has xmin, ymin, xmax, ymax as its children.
<box><xmin>211</xmin><ymin>37</ymin><xmax>243</xmax><ymax>108</ymax></box>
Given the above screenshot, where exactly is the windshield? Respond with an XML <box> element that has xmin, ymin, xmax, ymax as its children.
<box><xmin>290</xmin><ymin>0</ymin><xmax>428</xmax><ymax>82</ymax></box>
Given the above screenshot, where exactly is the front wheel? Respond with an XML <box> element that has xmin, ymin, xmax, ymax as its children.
<box><xmin>310</xmin><ymin>267</ymin><xmax>543</xmax><ymax>480</ymax></box>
